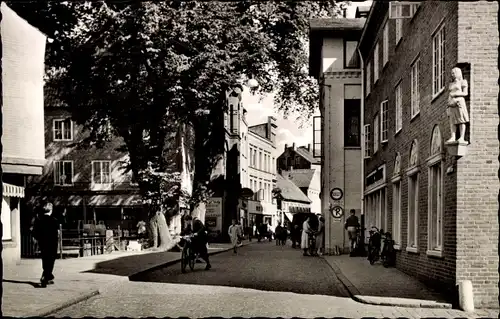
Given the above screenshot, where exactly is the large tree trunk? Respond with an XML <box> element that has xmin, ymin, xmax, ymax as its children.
<box><xmin>191</xmin><ymin>201</ymin><xmax>206</xmax><ymax>223</ymax></box>
<box><xmin>148</xmin><ymin>210</ymin><xmax>179</xmax><ymax>251</ymax></box>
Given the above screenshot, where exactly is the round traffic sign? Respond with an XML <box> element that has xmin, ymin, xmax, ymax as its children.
<box><xmin>330</xmin><ymin>188</ymin><xmax>343</xmax><ymax>201</ymax></box>
<box><xmin>330</xmin><ymin>205</ymin><xmax>344</xmax><ymax>218</ymax></box>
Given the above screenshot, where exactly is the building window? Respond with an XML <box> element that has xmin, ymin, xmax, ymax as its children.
<box><xmin>407</xmin><ymin>173</ymin><xmax>419</xmax><ymax>250</ymax></box>
<box><xmin>2</xmin><ymin>197</ymin><xmax>12</xmax><ymax>240</ymax></box>
<box><xmin>383</xmin><ymin>22</ymin><xmax>389</xmax><ymax>66</ymax></box>
<box><xmin>411</xmin><ymin>57</ymin><xmax>420</xmax><ymax>118</ymax></box>
<box><xmin>380</xmin><ymin>100</ymin><xmax>389</xmax><ymax>143</ymax></box>
<box><xmin>253</xmin><ymin>149</ymin><xmax>257</xmax><ymax>167</ymax></box>
<box><xmin>363</xmin><ymin>124</ymin><xmax>371</xmax><ymax>158</ymax></box>
<box><xmin>392</xmin><ymin>181</ymin><xmax>401</xmax><ymax>247</ymax></box>
<box><xmin>366</xmin><ymin>61</ymin><xmax>371</xmax><ymax>96</ymax></box>
<box><xmin>395</xmin><ymin>81</ymin><xmax>402</xmax><ymax>134</ymax></box>
<box><xmin>272</xmin><ymin>157</ymin><xmax>275</xmax><ymax>173</ymax></box>
<box><xmin>92</xmin><ymin>161</ymin><xmax>112</xmax><ymax>185</ymax></box>
<box><xmin>54</xmin><ymin>160</ymin><xmax>74</xmax><ymax>186</ymax></box>
<box><xmin>344</xmin><ymin>40</ymin><xmax>359</xmax><ymax>68</ymax></box>
<box><xmin>53</xmin><ymin>119</ymin><xmax>73</xmax><ymax>141</ymax></box>
<box><xmin>344</xmin><ymin>98</ymin><xmax>361</xmax><ymax>147</ymax></box>
<box><xmin>374</xmin><ymin>43</ymin><xmax>379</xmax><ymax>82</ymax></box>
<box><xmin>432</xmin><ymin>24</ymin><xmax>446</xmax><ymax>96</ymax></box>
<box><xmin>312</xmin><ymin>116</ymin><xmax>322</xmax><ymax>158</ymax></box>
<box><xmin>395</xmin><ymin>19</ymin><xmax>403</xmax><ymax>44</ymax></box>
<box><xmin>259</xmin><ymin>151</ymin><xmax>262</xmax><ymax>170</ymax></box>
<box><xmin>294</xmin><ymin>157</ymin><xmax>300</xmax><ymax>167</ymax></box>
<box><xmin>373</xmin><ymin>114</ymin><xmax>379</xmax><ymax>153</ymax></box>
<box><xmin>428</xmin><ymin>162</ymin><xmax>443</xmax><ymax>253</ymax></box>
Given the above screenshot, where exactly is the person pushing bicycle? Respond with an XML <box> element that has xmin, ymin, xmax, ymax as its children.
<box><xmin>191</xmin><ymin>218</ymin><xmax>212</xmax><ymax>270</ymax></box>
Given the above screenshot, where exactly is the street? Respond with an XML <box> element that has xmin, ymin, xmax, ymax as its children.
<box><xmin>51</xmin><ymin>242</ymin><xmax>492</xmax><ymax>318</ymax></box>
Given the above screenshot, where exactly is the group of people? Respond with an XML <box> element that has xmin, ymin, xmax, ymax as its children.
<box><xmin>299</xmin><ymin>215</ymin><xmax>325</xmax><ymax>256</ymax></box>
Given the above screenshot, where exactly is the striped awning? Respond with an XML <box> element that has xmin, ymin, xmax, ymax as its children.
<box><xmin>3</xmin><ymin>182</ymin><xmax>25</xmax><ymax>198</ymax></box>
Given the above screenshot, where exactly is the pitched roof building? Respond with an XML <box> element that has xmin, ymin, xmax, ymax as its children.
<box><xmin>276</xmin><ymin>174</ymin><xmax>311</xmax><ymax>223</ymax></box>
<box><xmin>277</xmin><ymin>143</ymin><xmax>320</xmax><ymax>174</ymax></box>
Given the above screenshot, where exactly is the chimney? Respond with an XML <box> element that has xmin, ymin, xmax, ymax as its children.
<box><xmin>292</xmin><ymin>143</ymin><xmax>296</xmax><ymax>150</ymax></box>
<box><xmin>342</xmin><ymin>7</ymin><xmax>347</xmax><ymax>18</ymax></box>
<box><xmin>307</xmin><ymin>144</ymin><xmax>311</xmax><ymax>152</ymax></box>
<box><xmin>284</xmin><ymin>144</ymin><xmax>288</xmax><ymax>151</ymax></box>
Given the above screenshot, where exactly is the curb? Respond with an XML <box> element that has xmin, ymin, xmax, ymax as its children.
<box><xmin>128</xmin><ymin>241</ymin><xmax>254</xmax><ymax>281</ymax></box>
<box><xmin>25</xmin><ymin>289</ymin><xmax>99</xmax><ymax>318</ymax></box>
<box><xmin>321</xmin><ymin>256</ymin><xmax>452</xmax><ymax>309</ymax></box>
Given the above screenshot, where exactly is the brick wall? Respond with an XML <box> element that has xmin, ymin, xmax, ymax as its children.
<box><xmin>455</xmin><ymin>1</ymin><xmax>499</xmax><ymax>308</ymax></box>
<box><xmin>363</xmin><ymin>1</ymin><xmax>467</xmax><ymax>302</ymax></box>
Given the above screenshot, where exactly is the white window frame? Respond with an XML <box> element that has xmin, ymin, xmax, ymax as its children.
<box><xmin>406</xmin><ymin>170</ymin><xmax>419</xmax><ymax>253</ymax></box>
<box><xmin>364</xmin><ymin>124</ymin><xmax>371</xmax><ymax>158</ymax></box>
<box><xmin>432</xmin><ymin>24</ymin><xmax>446</xmax><ymax>97</ymax></box>
<box><xmin>383</xmin><ymin>22</ymin><xmax>389</xmax><ymax>66</ymax></box>
<box><xmin>381</xmin><ymin>100</ymin><xmax>389</xmax><ymax>143</ymax></box>
<box><xmin>427</xmin><ymin>156</ymin><xmax>444</xmax><ymax>257</ymax></box>
<box><xmin>54</xmin><ymin>160</ymin><xmax>74</xmax><ymax>186</ymax></box>
<box><xmin>411</xmin><ymin>57</ymin><xmax>421</xmax><ymax>118</ymax></box>
<box><xmin>366</xmin><ymin>61</ymin><xmax>371</xmax><ymax>96</ymax></box>
<box><xmin>392</xmin><ymin>179</ymin><xmax>402</xmax><ymax>249</ymax></box>
<box><xmin>373</xmin><ymin>114</ymin><xmax>379</xmax><ymax>154</ymax></box>
<box><xmin>374</xmin><ymin>43</ymin><xmax>380</xmax><ymax>83</ymax></box>
<box><xmin>53</xmin><ymin>118</ymin><xmax>73</xmax><ymax>141</ymax></box>
<box><xmin>395</xmin><ymin>81</ymin><xmax>403</xmax><ymax>134</ymax></box>
<box><xmin>91</xmin><ymin>160</ymin><xmax>112</xmax><ymax>185</ymax></box>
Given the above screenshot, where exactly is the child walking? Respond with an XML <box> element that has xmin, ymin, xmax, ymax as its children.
<box><xmin>228</xmin><ymin>219</ymin><xmax>242</xmax><ymax>254</ymax></box>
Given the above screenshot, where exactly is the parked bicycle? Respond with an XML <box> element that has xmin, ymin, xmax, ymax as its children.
<box><xmin>367</xmin><ymin>227</ymin><xmax>382</xmax><ymax>265</ymax></box>
<box><xmin>380</xmin><ymin>231</ymin><xmax>396</xmax><ymax>267</ymax></box>
<box><xmin>180</xmin><ymin>234</ymin><xmax>200</xmax><ymax>273</ymax></box>
<box><xmin>368</xmin><ymin>227</ymin><xmax>396</xmax><ymax>267</ymax></box>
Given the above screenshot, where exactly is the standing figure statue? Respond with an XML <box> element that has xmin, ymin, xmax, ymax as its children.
<box><xmin>446</xmin><ymin>67</ymin><xmax>469</xmax><ymax>144</ymax></box>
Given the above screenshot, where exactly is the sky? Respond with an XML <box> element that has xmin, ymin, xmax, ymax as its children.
<box><xmin>243</xmin><ymin>1</ymin><xmax>372</xmax><ymax>153</ymax></box>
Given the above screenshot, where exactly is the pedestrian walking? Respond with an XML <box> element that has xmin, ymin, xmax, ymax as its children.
<box><xmin>228</xmin><ymin>219</ymin><xmax>242</xmax><ymax>254</ymax></box>
<box><xmin>345</xmin><ymin>209</ymin><xmax>360</xmax><ymax>254</ymax></box>
<box><xmin>274</xmin><ymin>222</ymin><xmax>283</xmax><ymax>246</ymax></box>
<box><xmin>301</xmin><ymin>217</ymin><xmax>312</xmax><ymax>256</ymax></box>
<box><xmin>31</xmin><ymin>202</ymin><xmax>60</xmax><ymax>287</ymax></box>
<box><xmin>316</xmin><ymin>216</ymin><xmax>325</xmax><ymax>256</ymax></box>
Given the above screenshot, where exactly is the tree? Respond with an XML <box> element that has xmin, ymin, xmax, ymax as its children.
<box><xmin>7</xmin><ymin>1</ymin><xmax>347</xmax><ymax>249</ymax></box>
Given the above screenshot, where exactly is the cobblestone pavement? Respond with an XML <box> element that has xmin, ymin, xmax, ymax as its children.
<box><xmin>52</xmin><ymin>242</ymin><xmax>498</xmax><ymax>318</ymax></box>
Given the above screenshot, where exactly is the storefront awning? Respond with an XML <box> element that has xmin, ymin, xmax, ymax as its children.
<box><xmin>3</xmin><ymin>182</ymin><xmax>24</xmax><ymax>198</ymax></box>
<box><xmin>289</xmin><ymin>206</ymin><xmax>311</xmax><ymax>214</ymax></box>
<box><xmin>284</xmin><ymin>212</ymin><xmax>294</xmax><ymax>222</ymax></box>
<box><xmin>88</xmin><ymin>195</ymin><xmax>143</xmax><ymax>206</ymax></box>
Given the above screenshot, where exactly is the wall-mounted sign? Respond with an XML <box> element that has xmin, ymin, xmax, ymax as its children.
<box><xmin>330</xmin><ymin>206</ymin><xmax>344</xmax><ymax>219</ymax></box>
<box><xmin>206</xmin><ymin>198</ymin><xmax>223</xmax><ymax>218</ymax></box>
<box><xmin>205</xmin><ymin>217</ymin><xmax>217</xmax><ymax>227</ymax></box>
<box><xmin>330</xmin><ymin>188</ymin><xmax>343</xmax><ymax>201</ymax></box>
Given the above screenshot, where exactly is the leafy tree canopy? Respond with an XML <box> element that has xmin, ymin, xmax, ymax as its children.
<box><xmin>8</xmin><ymin>0</ymin><xmax>347</xmax><ymax>210</ymax></box>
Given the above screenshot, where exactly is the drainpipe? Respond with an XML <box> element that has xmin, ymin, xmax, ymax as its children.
<box><xmin>357</xmin><ymin>47</ymin><xmax>366</xmax><ymax>253</ymax></box>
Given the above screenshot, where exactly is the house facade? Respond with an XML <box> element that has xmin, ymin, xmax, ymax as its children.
<box><xmin>277</xmin><ymin>143</ymin><xmax>320</xmax><ymax>173</ymax></box>
<box><xmin>359</xmin><ymin>1</ymin><xmax>498</xmax><ymax>307</ymax></box>
<box><xmin>1</xmin><ymin>3</ymin><xmax>47</xmax><ymax>264</ymax></box>
<box><xmin>247</xmin><ymin>117</ymin><xmax>278</xmax><ymax>228</ymax></box>
<box><xmin>308</xmin><ymin>18</ymin><xmax>365</xmax><ymax>254</ymax></box>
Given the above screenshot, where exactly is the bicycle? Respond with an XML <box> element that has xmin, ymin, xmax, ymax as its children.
<box><xmin>180</xmin><ymin>234</ymin><xmax>200</xmax><ymax>273</ymax></box>
<box><xmin>367</xmin><ymin>227</ymin><xmax>382</xmax><ymax>265</ymax></box>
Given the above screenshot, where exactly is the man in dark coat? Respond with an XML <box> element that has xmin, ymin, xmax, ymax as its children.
<box><xmin>192</xmin><ymin>218</ymin><xmax>211</xmax><ymax>270</ymax></box>
<box><xmin>32</xmin><ymin>202</ymin><xmax>60</xmax><ymax>287</ymax></box>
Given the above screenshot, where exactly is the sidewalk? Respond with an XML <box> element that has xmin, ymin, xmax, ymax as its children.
<box><xmin>3</xmin><ymin>240</ymin><xmax>252</xmax><ymax>318</ymax></box>
<box><xmin>323</xmin><ymin>254</ymin><xmax>499</xmax><ymax>318</ymax></box>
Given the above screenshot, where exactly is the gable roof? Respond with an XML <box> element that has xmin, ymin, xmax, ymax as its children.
<box><xmin>282</xmin><ymin>169</ymin><xmax>316</xmax><ymax>188</ymax></box>
<box><xmin>276</xmin><ymin>174</ymin><xmax>311</xmax><ymax>204</ymax></box>
<box><xmin>295</xmin><ymin>146</ymin><xmax>320</xmax><ymax>164</ymax></box>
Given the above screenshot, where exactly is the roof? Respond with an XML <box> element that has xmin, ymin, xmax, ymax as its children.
<box><xmin>355</xmin><ymin>5</ymin><xmax>372</xmax><ymax>18</ymax></box>
<box><xmin>308</xmin><ymin>18</ymin><xmax>366</xmax><ymax>78</ymax></box>
<box><xmin>276</xmin><ymin>174</ymin><xmax>311</xmax><ymax>204</ymax></box>
<box><xmin>295</xmin><ymin>146</ymin><xmax>320</xmax><ymax>164</ymax></box>
<box><xmin>309</xmin><ymin>18</ymin><xmax>366</xmax><ymax>32</ymax></box>
<box><xmin>282</xmin><ymin>169</ymin><xmax>316</xmax><ymax>188</ymax></box>
<box><xmin>45</xmin><ymin>85</ymin><xmax>67</xmax><ymax>108</ymax></box>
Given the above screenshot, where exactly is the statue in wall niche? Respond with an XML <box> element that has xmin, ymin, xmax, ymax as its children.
<box><xmin>446</xmin><ymin>67</ymin><xmax>469</xmax><ymax>144</ymax></box>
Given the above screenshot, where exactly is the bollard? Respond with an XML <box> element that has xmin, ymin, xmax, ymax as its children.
<box><xmin>457</xmin><ymin>280</ymin><xmax>474</xmax><ymax>312</ymax></box>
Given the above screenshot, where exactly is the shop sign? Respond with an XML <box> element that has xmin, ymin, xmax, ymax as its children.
<box><xmin>206</xmin><ymin>197</ymin><xmax>223</xmax><ymax>218</ymax></box>
<box><xmin>205</xmin><ymin>217</ymin><xmax>217</xmax><ymax>227</ymax></box>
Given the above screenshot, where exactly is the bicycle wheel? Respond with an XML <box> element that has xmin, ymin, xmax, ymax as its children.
<box><xmin>181</xmin><ymin>246</ymin><xmax>189</xmax><ymax>273</ymax></box>
<box><xmin>188</xmin><ymin>248</ymin><xmax>195</xmax><ymax>270</ymax></box>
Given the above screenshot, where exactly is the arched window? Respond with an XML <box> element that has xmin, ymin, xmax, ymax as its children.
<box><xmin>406</xmin><ymin>139</ymin><xmax>419</xmax><ymax>252</ymax></box>
<box><xmin>427</xmin><ymin>125</ymin><xmax>444</xmax><ymax>256</ymax></box>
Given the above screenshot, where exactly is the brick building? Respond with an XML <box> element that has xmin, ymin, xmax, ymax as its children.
<box><xmin>25</xmin><ymin>86</ymin><xmax>195</xmax><ymax>239</ymax></box>
<box><xmin>359</xmin><ymin>1</ymin><xmax>498</xmax><ymax>307</ymax></box>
